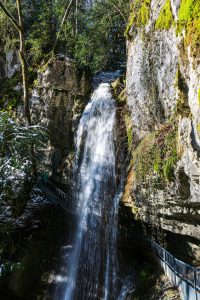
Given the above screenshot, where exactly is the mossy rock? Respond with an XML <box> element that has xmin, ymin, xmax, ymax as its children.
<box><xmin>125</xmin><ymin>0</ymin><xmax>151</xmax><ymax>38</ymax></box>
<box><xmin>155</xmin><ymin>0</ymin><xmax>174</xmax><ymax>30</ymax></box>
<box><xmin>111</xmin><ymin>76</ymin><xmax>127</xmax><ymax>105</ymax></box>
<box><xmin>174</xmin><ymin>66</ymin><xmax>190</xmax><ymax>117</ymax></box>
<box><xmin>132</xmin><ymin>121</ymin><xmax>179</xmax><ymax>183</ymax></box>
<box><xmin>177</xmin><ymin>0</ymin><xmax>200</xmax><ymax>57</ymax></box>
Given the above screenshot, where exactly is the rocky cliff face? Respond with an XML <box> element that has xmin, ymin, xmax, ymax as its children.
<box><xmin>0</xmin><ymin>50</ymin><xmax>20</xmax><ymax>80</ymax></box>
<box><xmin>124</xmin><ymin>0</ymin><xmax>200</xmax><ymax>263</ymax></box>
<box><xmin>31</xmin><ymin>57</ymin><xmax>91</xmax><ymax>183</ymax></box>
<box><xmin>0</xmin><ymin>55</ymin><xmax>91</xmax><ymax>299</ymax></box>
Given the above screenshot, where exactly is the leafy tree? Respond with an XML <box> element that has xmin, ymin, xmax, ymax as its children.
<box><xmin>0</xmin><ymin>0</ymin><xmax>31</xmax><ymax>125</ymax></box>
<box><xmin>57</xmin><ymin>0</ymin><xmax>129</xmax><ymax>72</ymax></box>
<box><xmin>0</xmin><ymin>0</ymin><xmax>129</xmax><ymax>73</ymax></box>
<box><xmin>24</xmin><ymin>0</ymin><xmax>57</xmax><ymax>64</ymax></box>
<box><xmin>0</xmin><ymin>1</ymin><xmax>18</xmax><ymax>51</ymax></box>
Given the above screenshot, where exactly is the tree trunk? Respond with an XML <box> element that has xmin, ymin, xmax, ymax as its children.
<box><xmin>75</xmin><ymin>0</ymin><xmax>78</xmax><ymax>34</ymax></box>
<box><xmin>16</xmin><ymin>0</ymin><xmax>31</xmax><ymax>126</ymax></box>
<box><xmin>0</xmin><ymin>0</ymin><xmax>37</xmax><ymax>176</ymax></box>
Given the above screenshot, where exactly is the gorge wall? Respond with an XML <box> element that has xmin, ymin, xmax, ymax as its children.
<box><xmin>31</xmin><ymin>57</ymin><xmax>91</xmax><ymax>184</ymax></box>
<box><xmin>123</xmin><ymin>0</ymin><xmax>200</xmax><ymax>264</ymax></box>
<box><xmin>0</xmin><ymin>55</ymin><xmax>91</xmax><ymax>299</ymax></box>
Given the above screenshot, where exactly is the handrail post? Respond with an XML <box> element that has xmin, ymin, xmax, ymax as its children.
<box><xmin>194</xmin><ymin>268</ymin><xmax>198</xmax><ymax>300</ymax></box>
<box><xmin>164</xmin><ymin>249</ymin><xmax>166</xmax><ymax>274</ymax></box>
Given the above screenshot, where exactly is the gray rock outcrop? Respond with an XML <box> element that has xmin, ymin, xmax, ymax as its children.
<box><xmin>30</xmin><ymin>57</ymin><xmax>91</xmax><ymax>183</ymax></box>
<box><xmin>124</xmin><ymin>0</ymin><xmax>200</xmax><ymax>263</ymax></box>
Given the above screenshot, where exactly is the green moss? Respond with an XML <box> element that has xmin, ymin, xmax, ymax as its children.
<box><xmin>178</xmin><ymin>0</ymin><xmax>200</xmax><ymax>22</ymax></box>
<box><xmin>197</xmin><ymin>123</ymin><xmax>200</xmax><ymax>134</ymax></box>
<box><xmin>177</xmin><ymin>0</ymin><xmax>200</xmax><ymax>57</ymax></box>
<box><xmin>111</xmin><ymin>77</ymin><xmax>127</xmax><ymax>105</ymax></box>
<box><xmin>161</xmin><ymin>123</ymin><xmax>179</xmax><ymax>181</ymax></box>
<box><xmin>185</xmin><ymin>18</ymin><xmax>200</xmax><ymax>57</ymax></box>
<box><xmin>198</xmin><ymin>89</ymin><xmax>200</xmax><ymax>106</ymax></box>
<box><xmin>163</xmin><ymin>156</ymin><xmax>176</xmax><ymax>181</ymax></box>
<box><xmin>174</xmin><ymin>66</ymin><xmax>190</xmax><ymax>117</ymax></box>
<box><xmin>133</xmin><ymin>132</ymin><xmax>157</xmax><ymax>182</ymax></box>
<box><xmin>155</xmin><ymin>0</ymin><xmax>174</xmax><ymax>30</ymax></box>
<box><xmin>125</xmin><ymin>0</ymin><xmax>151</xmax><ymax>38</ymax></box>
<box><xmin>125</xmin><ymin>13</ymin><xmax>135</xmax><ymax>38</ymax></box>
<box><xmin>140</xmin><ymin>0</ymin><xmax>151</xmax><ymax>25</ymax></box>
<box><xmin>133</xmin><ymin>122</ymin><xmax>179</xmax><ymax>183</ymax></box>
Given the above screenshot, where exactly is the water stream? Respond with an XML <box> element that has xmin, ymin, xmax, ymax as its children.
<box><xmin>55</xmin><ymin>80</ymin><xmax>133</xmax><ymax>300</ymax></box>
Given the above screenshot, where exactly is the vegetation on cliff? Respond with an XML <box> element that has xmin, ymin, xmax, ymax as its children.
<box><xmin>133</xmin><ymin>121</ymin><xmax>179</xmax><ymax>183</ymax></box>
<box><xmin>125</xmin><ymin>0</ymin><xmax>151</xmax><ymax>38</ymax></box>
<box><xmin>126</xmin><ymin>0</ymin><xmax>200</xmax><ymax>59</ymax></box>
<box><xmin>177</xmin><ymin>0</ymin><xmax>200</xmax><ymax>57</ymax></box>
<box><xmin>155</xmin><ymin>0</ymin><xmax>174</xmax><ymax>30</ymax></box>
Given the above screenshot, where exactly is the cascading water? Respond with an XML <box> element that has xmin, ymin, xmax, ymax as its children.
<box><xmin>54</xmin><ymin>80</ymin><xmax>134</xmax><ymax>300</ymax></box>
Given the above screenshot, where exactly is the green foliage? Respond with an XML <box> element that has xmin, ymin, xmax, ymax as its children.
<box><xmin>0</xmin><ymin>0</ymin><xmax>18</xmax><ymax>51</ymax></box>
<box><xmin>0</xmin><ymin>74</ymin><xmax>22</xmax><ymax>111</ymax></box>
<box><xmin>0</xmin><ymin>0</ymin><xmax>129</xmax><ymax>72</ymax></box>
<box><xmin>155</xmin><ymin>0</ymin><xmax>174</xmax><ymax>30</ymax></box>
<box><xmin>125</xmin><ymin>0</ymin><xmax>151</xmax><ymax>38</ymax></box>
<box><xmin>70</xmin><ymin>0</ymin><xmax>129</xmax><ymax>72</ymax></box>
<box><xmin>163</xmin><ymin>156</ymin><xmax>177</xmax><ymax>180</ymax></box>
<box><xmin>133</xmin><ymin>122</ymin><xmax>179</xmax><ymax>183</ymax></box>
<box><xmin>0</xmin><ymin>112</ymin><xmax>48</xmax><ymax>210</ymax></box>
<box><xmin>177</xmin><ymin>0</ymin><xmax>200</xmax><ymax>57</ymax></box>
<box><xmin>25</xmin><ymin>1</ymin><xmax>57</xmax><ymax>64</ymax></box>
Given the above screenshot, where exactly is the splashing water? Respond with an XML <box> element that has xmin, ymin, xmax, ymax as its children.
<box><xmin>55</xmin><ymin>82</ymin><xmax>133</xmax><ymax>300</ymax></box>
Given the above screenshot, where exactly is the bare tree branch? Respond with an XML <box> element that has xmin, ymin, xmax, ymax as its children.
<box><xmin>0</xmin><ymin>1</ymin><xmax>20</xmax><ymax>30</ymax></box>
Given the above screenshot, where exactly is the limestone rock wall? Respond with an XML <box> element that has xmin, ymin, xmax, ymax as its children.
<box><xmin>124</xmin><ymin>0</ymin><xmax>200</xmax><ymax>263</ymax></box>
<box><xmin>31</xmin><ymin>57</ymin><xmax>91</xmax><ymax>183</ymax></box>
<box><xmin>0</xmin><ymin>50</ymin><xmax>20</xmax><ymax>80</ymax></box>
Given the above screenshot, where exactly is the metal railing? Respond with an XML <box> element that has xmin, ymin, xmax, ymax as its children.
<box><xmin>47</xmin><ymin>181</ymin><xmax>74</xmax><ymax>210</ymax></box>
<box><xmin>36</xmin><ymin>179</ymin><xmax>74</xmax><ymax>212</ymax></box>
<box><xmin>151</xmin><ymin>240</ymin><xmax>200</xmax><ymax>299</ymax></box>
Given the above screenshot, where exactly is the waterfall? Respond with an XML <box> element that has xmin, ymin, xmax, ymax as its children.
<box><xmin>54</xmin><ymin>81</ymin><xmax>133</xmax><ymax>300</ymax></box>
